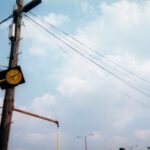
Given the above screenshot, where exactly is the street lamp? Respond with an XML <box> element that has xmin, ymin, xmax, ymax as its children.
<box><xmin>77</xmin><ymin>133</ymin><xmax>94</xmax><ymax>150</ymax></box>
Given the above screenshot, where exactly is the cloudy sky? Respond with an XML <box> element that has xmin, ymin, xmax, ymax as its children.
<box><xmin>0</xmin><ymin>0</ymin><xmax>150</xmax><ymax>150</ymax></box>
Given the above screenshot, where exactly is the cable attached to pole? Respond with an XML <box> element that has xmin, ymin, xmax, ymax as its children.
<box><xmin>0</xmin><ymin>15</ymin><xmax>12</xmax><ymax>25</ymax></box>
<box><xmin>24</xmin><ymin>14</ymin><xmax>150</xmax><ymax>98</ymax></box>
<box><xmin>29</xmin><ymin>12</ymin><xmax>150</xmax><ymax>85</ymax></box>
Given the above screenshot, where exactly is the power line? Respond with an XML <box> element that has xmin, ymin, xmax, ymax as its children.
<box><xmin>0</xmin><ymin>15</ymin><xmax>12</xmax><ymax>25</ymax></box>
<box><xmin>27</xmin><ymin>13</ymin><xmax>150</xmax><ymax>94</ymax></box>
<box><xmin>23</xmin><ymin>22</ymin><xmax>58</xmax><ymax>121</ymax></box>
<box><xmin>28</xmin><ymin>13</ymin><xmax>150</xmax><ymax>94</ymax></box>
<box><xmin>23</xmin><ymin>19</ymin><xmax>62</xmax><ymax>148</ymax></box>
<box><xmin>29</xmin><ymin>12</ymin><xmax>150</xmax><ymax>86</ymax></box>
<box><xmin>56</xmin><ymin>44</ymin><xmax>150</xmax><ymax>109</ymax></box>
<box><xmin>24</xmin><ymin>14</ymin><xmax>150</xmax><ymax>98</ymax></box>
<box><xmin>24</xmin><ymin>15</ymin><xmax>150</xmax><ymax>108</ymax></box>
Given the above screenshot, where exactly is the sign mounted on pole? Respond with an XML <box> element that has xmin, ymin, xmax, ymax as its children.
<box><xmin>0</xmin><ymin>66</ymin><xmax>25</xmax><ymax>89</ymax></box>
<box><xmin>23</xmin><ymin>0</ymin><xmax>42</xmax><ymax>12</ymax></box>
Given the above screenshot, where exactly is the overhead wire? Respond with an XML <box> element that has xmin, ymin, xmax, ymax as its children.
<box><xmin>29</xmin><ymin>12</ymin><xmax>150</xmax><ymax>86</ymax></box>
<box><xmin>56</xmin><ymin>44</ymin><xmax>150</xmax><ymax>108</ymax></box>
<box><xmin>22</xmin><ymin>19</ymin><xmax>58</xmax><ymax>121</ymax></box>
<box><xmin>25</xmin><ymin>14</ymin><xmax>150</xmax><ymax>98</ymax></box>
<box><xmin>23</xmin><ymin>19</ymin><xmax>60</xmax><ymax>150</ymax></box>
<box><xmin>28</xmin><ymin>12</ymin><xmax>150</xmax><ymax>94</ymax></box>
<box><xmin>24</xmin><ymin>15</ymin><xmax>150</xmax><ymax>108</ymax></box>
<box><xmin>34</xmin><ymin>56</ymin><xmax>58</xmax><ymax>119</ymax></box>
<box><xmin>0</xmin><ymin>15</ymin><xmax>12</xmax><ymax>25</ymax></box>
<box><xmin>24</xmin><ymin>14</ymin><xmax>150</xmax><ymax>98</ymax></box>
<box><xmin>24</xmin><ymin>16</ymin><xmax>150</xmax><ymax>108</ymax></box>
<box><xmin>28</xmin><ymin>13</ymin><xmax>150</xmax><ymax>94</ymax></box>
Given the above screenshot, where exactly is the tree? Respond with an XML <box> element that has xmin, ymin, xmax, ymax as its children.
<box><xmin>119</xmin><ymin>148</ymin><xmax>125</xmax><ymax>150</ymax></box>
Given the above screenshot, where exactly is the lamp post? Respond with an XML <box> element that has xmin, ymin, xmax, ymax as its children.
<box><xmin>77</xmin><ymin>133</ymin><xmax>94</xmax><ymax>150</ymax></box>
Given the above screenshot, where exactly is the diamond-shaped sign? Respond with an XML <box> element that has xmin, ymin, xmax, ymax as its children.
<box><xmin>0</xmin><ymin>66</ymin><xmax>25</xmax><ymax>90</ymax></box>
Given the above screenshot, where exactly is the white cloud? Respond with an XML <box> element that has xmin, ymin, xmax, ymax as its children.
<box><xmin>80</xmin><ymin>1</ymin><xmax>94</xmax><ymax>14</ymax></box>
<box><xmin>135</xmin><ymin>129</ymin><xmax>150</xmax><ymax>140</ymax></box>
<box><xmin>75</xmin><ymin>0</ymin><xmax>150</xmax><ymax>59</ymax></box>
<box><xmin>29</xmin><ymin>45</ymin><xmax>45</xmax><ymax>56</ymax></box>
<box><xmin>22</xmin><ymin>13</ymin><xmax>69</xmax><ymax>56</ymax></box>
<box><xmin>57</xmin><ymin>76</ymin><xmax>95</xmax><ymax>97</ymax></box>
<box><xmin>43</xmin><ymin>13</ymin><xmax>69</xmax><ymax>26</ymax></box>
<box><xmin>112</xmin><ymin>135</ymin><xmax>126</xmax><ymax>144</ymax></box>
<box><xmin>8</xmin><ymin>93</ymin><xmax>58</xmax><ymax>150</ymax></box>
<box><xmin>91</xmin><ymin>131</ymin><xmax>103</xmax><ymax>140</ymax></box>
<box><xmin>26</xmin><ymin>93</ymin><xmax>56</xmax><ymax>117</ymax></box>
<box><xmin>113</xmin><ymin>110</ymin><xmax>135</xmax><ymax>129</ymax></box>
<box><xmin>4</xmin><ymin>0</ymin><xmax>150</xmax><ymax>150</ymax></box>
<box><xmin>100</xmin><ymin>1</ymin><xmax>142</xmax><ymax>29</ymax></box>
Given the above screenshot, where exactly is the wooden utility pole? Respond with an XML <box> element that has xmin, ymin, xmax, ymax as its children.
<box><xmin>0</xmin><ymin>0</ymin><xmax>23</xmax><ymax>149</ymax></box>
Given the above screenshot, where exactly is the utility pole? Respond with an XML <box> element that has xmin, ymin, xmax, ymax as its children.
<box><xmin>0</xmin><ymin>0</ymin><xmax>41</xmax><ymax>149</ymax></box>
<box><xmin>0</xmin><ymin>0</ymin><xmax>23</xmax><ymax>149</ymax></box>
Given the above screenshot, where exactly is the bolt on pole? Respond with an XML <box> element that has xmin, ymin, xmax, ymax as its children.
<box><xmin>0</xmin><ymin>0</ymin><xmax>23</xmax><ymax>149</ymax></box>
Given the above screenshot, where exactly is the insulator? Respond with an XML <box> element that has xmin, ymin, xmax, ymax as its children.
<box><xmin>9</xmin><ymin>23</ymin><xmax>15</xmax><ymax>40</ymax></box>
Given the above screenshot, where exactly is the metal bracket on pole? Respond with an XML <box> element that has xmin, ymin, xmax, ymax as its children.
<box><xmin>22</xmin><ymin>0</ymin><xmax>42</xmax><ymax>12</ymax></box>
<box><xmin>0</xmin><ymin>15</ymin><xmax>13</xmax><ymax>25</ymax></box>
<box><xmin>13</xmin><ymin>108</ymin><xmax>59</xmax><ymax>127</ymax></box>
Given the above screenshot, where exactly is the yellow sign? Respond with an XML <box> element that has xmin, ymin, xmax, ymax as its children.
<box><xmin>0</xmin><ymin>66</ymin><xmax>25</xmax><ymax>89</ymax></box>
<box><xmin>6</xmin><ymin>69</ymin><xmax>22</xmax><ymax>85</ymax></box>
